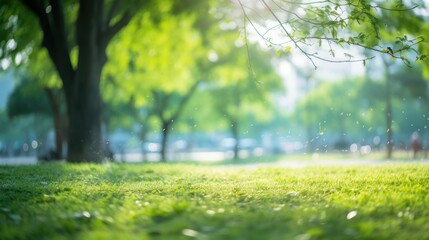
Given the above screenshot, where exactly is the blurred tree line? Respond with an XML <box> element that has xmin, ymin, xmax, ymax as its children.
<box><xmin>287</xmin><ymin>63</ymin><xmax>429</xmax><ymax>157</ymax></box>
<box><xmin>0</xmin><ymin>0</ymin><xmax>428</xmax><ymax>162</ymax></box>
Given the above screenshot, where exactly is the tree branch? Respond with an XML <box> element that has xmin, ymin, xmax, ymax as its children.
<box><xmin>277</xmin><ymin>0</ymin><xmax>330</xmax><ymax>6</ymax></box>
<box><xmin>20</xmin><ymin>0</ymin><xmax>54</xmax><ymax>48</ymax></box>
<box><xmin>105</xmin><ymin>0</ymin><xmax>121</xmax><ymax>28</ymax></box>
<box><xmin>303</xmin><ymin>36</ymin><xmax>425</xmax><ymax>59</ymax></box>
<box><xmin>171</xmin><ymin>80</ymin><xmax>201</xmax><ymax>121</ymax></box>
<box><xmin>259</xmin><ymin>0</ymin><xmax>318</xmax><ymax>68</ymax></box>
<box><xmin>236</xmin><ymin>0</ymin><xmax>425</xmax><ymax>68</ymax></box>
<box><xmin>20</xmin><ymin>0</ymin><xmax>75</xmax><ymax>86</ymax></box>
<box><xmin>97</xmin><ymin>0</ymin><xmax>104</xmax><ymax>34</ymax></box>
<box><xmin>101</xmin><ymin>10</ymin><xmax>133</xmax><ymax>46</ymax></box>
<box><xmin>49</xmin><ymin>0</ymin><xmax>66</xmax><ymax>41</ymax></box>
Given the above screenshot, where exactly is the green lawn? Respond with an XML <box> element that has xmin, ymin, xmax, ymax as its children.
<box><xmin>1</xmin><ymin>163</ymin><xmax>429</xmax><ymax>240</ymax></box>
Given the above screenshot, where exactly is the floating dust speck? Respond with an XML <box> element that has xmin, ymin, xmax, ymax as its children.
<box><xmin>206</xmin><ymin>210</ymin><xmax>216</xmax><ymax>215</ymax></box>
<box><xmin>182</xmin><ymin>228</ymin><xmax>199</xmax><ymax>237</ymax></box>
<box><xmin>346</xmin><ymin>210</ymin><xmax>357</xmax><ymax>220</ymax></box>
<box><xmin>273</xmin><ymin>204</ymin><xmax>284</xmax><ymax>211</ymax></box>
<box><xmin>82</xmin><ymin>211</ymin><xmax>91</xmax><ymax>218</ymax></box>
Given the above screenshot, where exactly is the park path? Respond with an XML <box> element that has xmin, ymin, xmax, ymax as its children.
<box><xmin>0</xmin><ymin>156</ymin><xmax>38</xmax><ymax>165</ymax></box>
<box><xmin>241</xmin><ymin>158</ymin><xmax>429</xmax><ymax>169</ymax></box>
<box><xmin>2</xmin><ymin>155</ymin><xmax>429</xmax><ymax>167</ymax></box>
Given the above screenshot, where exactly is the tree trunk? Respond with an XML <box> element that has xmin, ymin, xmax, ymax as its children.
<box><xmin>160</xmin><ymin>121</ymin><xmax>171</xmax><ymax>162</ymax></box>
<box><xmin>385</xmin><ymin>80</ymin><xmax>393</xmax><ymax>159</ymax></box>
<box><xmin>231</xmin><ymin>120</ymin><xmax>239</xmax><ymax>160</ymax></box>
<box><xmin>383</xmin><ymin>59</ymin><xmax>393</xmax><ymax>159</ymax></box>
<box><xmin>45</xmin><ymin>88</ymin><xmax>65</xmax><ymax>159</ymax></box>
<box><xmin>306</xmin><ymin>125</ymin><xmax>314</xmax><ymax>153</ymax></box>
<box><xmin>231</xmin><ymin>86</ymin><xmax>240</xmax><ymax>160</ymax></box>
<box><xmin>139</xmin><ymin>127</ymin><xmax>149</xmax><ymax>162</ymax></box>
<box><xmin>67</xmin><ymin>77</ymin><xmax>103</xmax><ymax>163</ymax></box>
<box><xmin>66</xmin><ymin>1</ymin><xmax>105</xmax><ymax>163</ymax></box>
<box><xmin>66</xmin><ymin>54</ymin><xmax>104</xmax><ymax>163</ymax></box>
<box><xmin>153</xmin><ymin>83</ymin><xmax>201</xmax><ymax>162</ymax></box>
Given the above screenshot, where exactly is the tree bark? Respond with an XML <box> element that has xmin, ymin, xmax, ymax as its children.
<box><xmin>66</xmin><ymin>1</ymin><xmax>104</xmax><ymax>162</ymax></box>
<box><xmin>45</xmin><ymin>88</ymin><xmax>65</xmax><ymax>159</ymax></box>
<box><xmin>67</xmin><ymin>73</ymin><xmax>103</xmax><ymax>162</ymax></box>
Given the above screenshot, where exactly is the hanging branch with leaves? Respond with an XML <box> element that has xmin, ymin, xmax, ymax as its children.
<box><xmin>236</xmin><ymin>0</ymin><xmax>427</xmax><ymax>68</ymax></box>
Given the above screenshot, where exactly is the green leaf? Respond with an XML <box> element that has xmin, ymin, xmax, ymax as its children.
<box><xmin>332</xmin><ymin>28</ymin><xmax>337</xmax><ymax>39</ymax></box>
<box><xmin>344</xmin><ymin>53</ymin><xmax>353</xmax><ymax>59</ymax></box>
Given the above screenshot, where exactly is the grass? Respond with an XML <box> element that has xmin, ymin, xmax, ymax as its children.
<box><xmin>1</xmin><ymin>162</ymin><xmax>429</xmax><ymax>240</ymax></box>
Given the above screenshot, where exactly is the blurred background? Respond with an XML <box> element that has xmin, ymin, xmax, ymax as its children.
<box><xmin>1</xmin><ymin>0</ymin><xmax>428</xmax><ymax>164</ymax></box>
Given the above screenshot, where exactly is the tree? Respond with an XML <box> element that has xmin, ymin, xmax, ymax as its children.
<box><xmin>150</xmin><ymin>84</ymin><xmax>200</xmax><ymax>162</ymax></box>
<box><xmin>294</xmin><ymin>78</ymin><xmax>369</xmax><ymax>151</ymax></box>
<box><xmin>7</xmin><ymin>76</ymin><xmax>52</xmax><ymax>118</ymax></box>
<box><xmin>0</xmin><ymin>0</ymin><xmax>142</xmax><ymax>162</ymax></box>
<box><xmin>6</xmin><ymin>73</ymin><xmax>66</xmax><ymax>159</ymax></box>
<box><xmin>292</xmin><ymin>65</ymin><xmax>429</xmax><ymax>156</ymax></box>
<box><xmin>23</xmin><ymin>47</ymin><xmax>68</xmax><ymax>160</ymax></box>
<box><xmin>0</xmin><ymin>0</ymin><xmax>206</xmax><ymax>162</ymax></box>
<box><xmin>0</xmin><ymin>110</ymin><xmax>52</xmax><ymax>157</ymax></box>
<box><xmin>103</xmin><ymin>10</ymin><xmax>207</xmax><ymax>162</ymax></box>
<box><xmin>209</xmin><ymin>44</ymin><xmax>283</xmax><ymax>159</ymax></box>
<box><xmin>371</xmin><ymin>5</ymin><xmax>427</xmax><ymax>158</ymax></box>
<box><xmin>377</xmin><ymin>61</ymin><xmax>428</xmax><ymax>158</ymax></box>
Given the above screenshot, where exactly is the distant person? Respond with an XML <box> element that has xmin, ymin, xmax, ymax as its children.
<box><xmin>411</xmin><ymin>132</ymin><xmax>422</xmax><ymax>159</ymax></box>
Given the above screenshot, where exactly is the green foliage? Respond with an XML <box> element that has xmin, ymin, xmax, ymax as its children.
<box><xmin>102</xmin><ymin>0</ymin><xmax>283</xmax><ymax>144</ymax></box>
<box><xmin>294</xmin><ymin>78</ymin><xmax>378</xmax><ymax>140</ymax></box>
<box><xmin>103</xmin><ymin>9</ymin><xmax>203</xmax><ymax>105</ymax></box>
<box><xmin>0</xmin><ymin>0</ymin><xmax>40</xmax><ymax>67</ymax></box>
<box><xmin>1</xmin><ymin>163</ymin><xmax>429</xmax><ymax>239</ymax></box>
<box><xmin>7</xmin><ymin>75</ymin><xmax>51</xmax><ymax>118</ymax></box>
<box><xmin>25</xmin><ymin>48</ymin><xmax>63</xmax><ymax>89</ymax></box>
<box><xmin>209</xmin><ymin>43</ymin><xmax>283</xmax><ymax>125</ymax></box>
<box><xmin>102</xmin><ymin>9</ymin><xmax>206</xmax><ymax>136</ymax></box>
<box><xmin>417</xmin><ymin>22</ymin><xmax>429</xmax><ymax>78</ymax></box>
<box><xmin>292</xmin><ymin>64</ymin><xmax>429</xmax><ymax>145</ymax></box>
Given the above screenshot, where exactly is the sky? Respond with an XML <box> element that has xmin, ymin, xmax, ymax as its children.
<box><xmin>276</xmin><ymin>54</ymin><xmax>367</xmax><ymax>111</ymax></box>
